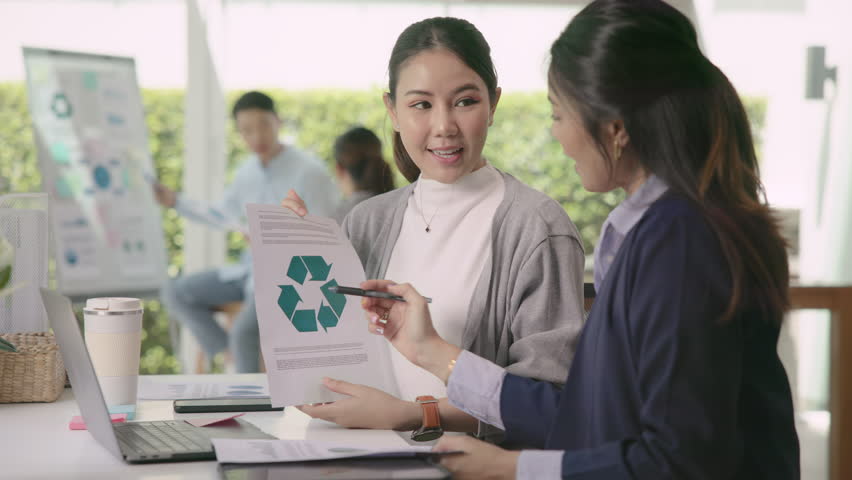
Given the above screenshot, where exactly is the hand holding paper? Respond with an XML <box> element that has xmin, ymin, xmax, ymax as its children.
<box><xmin>280</xmin><ymin>189</ymin><xmax>308</xmax><ymax>217</ymax></box>
<box><xmin>246</xmin><ymin>204</ymin><xmax>396</xmax><ymax>407</ymax></box>
<box><xmin>296</xmin><ymin>377</ymin><xmax>420</xmax><ymax>431</ymax></box>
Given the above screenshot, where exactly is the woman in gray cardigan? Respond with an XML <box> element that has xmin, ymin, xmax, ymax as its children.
<box><xmin>284</xmin><ymin>17</ymin><xmax>585</xmax><ymax>440</ymax></box>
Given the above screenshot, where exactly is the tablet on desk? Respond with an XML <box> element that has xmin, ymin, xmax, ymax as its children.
<box><xmin>219</xmin><ymin>457</ymin><xmax>450</xmax><ymax>480</ymax></box>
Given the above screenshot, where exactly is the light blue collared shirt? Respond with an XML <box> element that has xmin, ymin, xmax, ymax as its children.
<box><xmin>593</xmin><ymin>175</ymin><xmax>669</xmax><ymax>291</ymax></box>
<box><xmin>447</xmin><ymin>350</ymin><xmax>564</xmax><ymax>479</ymax></box>
<box><xmin>175</xmin><ymin>144</ymin><xmax>338</xmax><ymax>286</ymax></box>
<box><xmin>448</xmin><ymin>175</ymin><xmax>669</xmax><ymax>479</ymax></box>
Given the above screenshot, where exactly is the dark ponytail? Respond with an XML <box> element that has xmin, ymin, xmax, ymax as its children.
<box><xmin>387</xmin><ymin>17</ymin><xmax>498</xmax><ymax>183</ymax></box>
<box><xmin>550</xmin><ymin>0</ymin><xmax>789</xmax><ymax>324</ymax></box>
<box><xmin>334</xmin><ymin>127</ymin><xmax>395</xmax><ymax>195</ymax></box>
<box><xmin>391</xmin><ymin>132</ymin><xmax>420</xmax><ymax>183</ymax></box>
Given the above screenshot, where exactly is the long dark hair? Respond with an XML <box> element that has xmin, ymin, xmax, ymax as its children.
<box><xmin>334</xmin><ymin>126</ymin><xmax>394</xmax><ymax>195</ymax></box>
<box><xmin>387</xmin><ymin>17</ymin><xmax>499</xmax><ymax>182</ymax></box>
<box><xmin>550</xmin><ymin>0</ymin><xmax>788</xmax><ymax>324</ymax></box>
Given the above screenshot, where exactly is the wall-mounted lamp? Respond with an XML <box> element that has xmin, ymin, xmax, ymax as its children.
<box><xmin>805</xmin><ymin>46</ymin><xmax>837</xmax><ymax>99</ymax></box>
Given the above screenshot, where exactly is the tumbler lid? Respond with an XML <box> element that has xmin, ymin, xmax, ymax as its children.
<box><xmin>85</xmin><ymin>297</ymin><xmax>142</xmax><ymax>312</ymax></box>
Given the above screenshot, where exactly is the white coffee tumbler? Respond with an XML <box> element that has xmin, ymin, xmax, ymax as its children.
<box><xmin>83</xmin><ymin>297</ymin><xmax>143</xmax><ymax>407</ymax></box>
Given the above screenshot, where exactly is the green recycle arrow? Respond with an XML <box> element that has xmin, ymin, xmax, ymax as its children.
<box><xmin>278</xmin><ymin>256</ymin><xmax>346</xmax><ymax>333</ymax></box>
<box><xmin>277</xmin><ymin>285</ymin><xmax>300</xmax><ymax>319</ymax></box>
<box><xmin>303</xmin><ymin>256</ymin><xmax>332</xmax><ymax>281</ymax></box>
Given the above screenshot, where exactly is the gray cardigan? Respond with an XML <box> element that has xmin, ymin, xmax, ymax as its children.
<box><xmin>341</xmin><ymin>170</ymin><xmax>585</xmax><ymax>385</ymax></box>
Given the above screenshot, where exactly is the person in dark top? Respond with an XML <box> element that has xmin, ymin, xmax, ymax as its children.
<box><xmin>356</xmin><ymin>0</ymin><xmax>800</xmax><ymax>478</ymax></box>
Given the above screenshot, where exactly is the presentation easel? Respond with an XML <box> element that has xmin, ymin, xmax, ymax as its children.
<box><xmin>23</xmin><ymin>47</ymin><xmax>167</xmax><ymax>300</ymax></box>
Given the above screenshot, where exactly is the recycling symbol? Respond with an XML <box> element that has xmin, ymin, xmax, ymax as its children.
<box><xmin>277</xmin><ymin>256</ymin><xmax>346</xmax><ymax>333</ymax></box>
<box><xmin>51</xmin><ymin>92</ymin><xmax>73</xmax><ymax>119</ymax></box>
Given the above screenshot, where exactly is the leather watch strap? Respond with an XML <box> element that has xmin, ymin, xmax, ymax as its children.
<box><xmin>411</xmin><ymin>395</ymin><xmax>443</xmax><ymax>441</ymax></box>
<box><xmin>416</xmin><ymin>395</ymin><xmax>440</xmax><ymax>429</ymax></box>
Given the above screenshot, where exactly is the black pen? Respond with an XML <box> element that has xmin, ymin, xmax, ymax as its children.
<box><xmin>329</xmin><ymin>285</ymin><xmax>432</xmax><ymax>304</ymax></box>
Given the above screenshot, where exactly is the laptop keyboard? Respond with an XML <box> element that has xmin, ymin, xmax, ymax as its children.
<box><xmin>114</xmin><ymin>420</ymin><xmax>212</xmax><ymax>457</ymax></box>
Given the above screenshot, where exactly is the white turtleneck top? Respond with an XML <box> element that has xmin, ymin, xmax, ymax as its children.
<box><xmin>384</xmin><ymin>163</ymin><xmax>505</xmax><ymax>401</ymax></box>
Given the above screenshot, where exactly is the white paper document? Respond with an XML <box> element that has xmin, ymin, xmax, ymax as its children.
<box><xmin>137</xmin><ymin>377</ymin><xmax>269</xmax><ymax>400</ymax></box>
<box><xmin>175</xmin><ymin>195</ymin><xmax>246</xmax><ymax>233</ymax></box>
<box><xmin>246</xmin><ymin>204</ymin><xmax>396</xmax><ymax>407</ymax></box>
<box><xmin>212</xmin><ymin>438</ymin><xmax>434</xmax><ymax>464</ymax></box>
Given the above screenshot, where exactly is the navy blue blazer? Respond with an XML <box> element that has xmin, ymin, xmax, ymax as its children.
<box><xmin>500</xmin><ymin>194</ymin><xmax>800</xmax><ymax>479</ymax></box>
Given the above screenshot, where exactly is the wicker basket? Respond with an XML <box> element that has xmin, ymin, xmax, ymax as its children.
<box><xmin>0</xmin><ymin>332</ymin><xmax>65</xmax><ymax>403</ymax></box>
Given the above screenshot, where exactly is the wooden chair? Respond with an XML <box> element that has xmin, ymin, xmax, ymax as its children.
<box><xmin>789</xmin><ymin>284</ymin><xmax>852</xmax><ymax>480</ymax></box>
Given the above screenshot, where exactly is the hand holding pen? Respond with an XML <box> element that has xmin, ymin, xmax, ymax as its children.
<box><xmin>328</xmin><ymin>285</ymin><xmax>432</xmax><ymax>304</ymax></box>
<box><xmin>355</xmin><ymin>280</ymin><xmax>460</xmax><ymax>385</ymax></box>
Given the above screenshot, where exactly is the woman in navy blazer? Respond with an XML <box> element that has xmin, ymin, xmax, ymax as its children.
<box><xmin>360</xmin><ymin>0</ymin><xmax>799</xmax><ymax>478</ymax></box>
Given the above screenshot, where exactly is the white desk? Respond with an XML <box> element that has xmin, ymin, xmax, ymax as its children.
<box><xmin>0</xmin><ymin>374</ymin><xmax>414</xmax><ymax>480</ymax></box>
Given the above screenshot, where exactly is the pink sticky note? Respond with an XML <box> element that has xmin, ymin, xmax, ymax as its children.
<box><xmin>69</xmin><ymin>413</ymin><xmax>128</xmax><ymax>430</ymax></box>
<box><xmin>184</xmin><ymin>413</ymin><xmax>245</xmax><ymax>427</ymax></box>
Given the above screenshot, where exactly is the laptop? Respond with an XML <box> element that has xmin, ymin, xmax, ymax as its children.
<box><xmin>41</xmin><ymin>288</ymin><xmax>273</xmax><ymax>463</ymax></box>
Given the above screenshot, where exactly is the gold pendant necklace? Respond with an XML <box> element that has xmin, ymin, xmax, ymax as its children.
<box><xmin>418</xmin><ymin>181</ymin><xmax>453</xmax><ymax>233</ymax></box>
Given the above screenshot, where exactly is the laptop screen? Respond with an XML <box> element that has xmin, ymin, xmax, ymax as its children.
<box><xmin>40</xmin><ymin>288</ymin><xmax>123</xmax><ymax>459</ymax></box>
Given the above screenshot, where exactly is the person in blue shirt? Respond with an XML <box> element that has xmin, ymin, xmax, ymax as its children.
<box><xmin>357</xmin><ymin>1</ymin><xmax>800</xmax><ymax>478</ymax></box>
<box><xmin>154</xmin><ymin>91</ymin><xmax>338</xmax><ymax>373</ymax></box>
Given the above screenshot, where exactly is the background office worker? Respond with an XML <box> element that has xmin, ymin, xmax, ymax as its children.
<box><xmin>156</xmin><ymin>91</ymin><xmax>337</xmax><ymax>373</ymax></box>
<box><xmin>282</xmin><ymin>17</ymin><xmax>586</xmax><ymax>439</ymax></box>
<box><xmin>330</xmin><ymin>126</ymin><xmax>395</xmax><ymax>223</ymax></box>
<box><xmin>360</xmin><ymin>1</ymin><xmax>800</xmax><ymax>478</ymax></box>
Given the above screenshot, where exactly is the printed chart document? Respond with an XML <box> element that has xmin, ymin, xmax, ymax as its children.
<box><xmin>178</xmin><ymin>196</ymin><xmax>247</xmax><ymax>233</ymax></box>
<box><xmin>212</xmin><ymin>438</ymin><xmax>434</xmax><ymax>464</ymax></box>
<box><xmin>137</xmin><ymin>377</ymin><xmax>269</xmax><ymax>400</ymax></box>
<box><xmin>247</xmin><ymin>204</ymin><xmax>396</xmax><ymax>407</ymax></box>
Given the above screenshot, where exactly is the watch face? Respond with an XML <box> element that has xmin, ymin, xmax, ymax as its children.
<box><xmin>411</xmin><ymin>428</ymin><xmax>444</xmax><ymax>442</ymax></box>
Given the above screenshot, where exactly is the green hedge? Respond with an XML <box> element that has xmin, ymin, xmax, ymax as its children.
<box><xmin>0</xmin><ymin>82</ymin><xmax>766</xmax><ymax>373</ymax></box>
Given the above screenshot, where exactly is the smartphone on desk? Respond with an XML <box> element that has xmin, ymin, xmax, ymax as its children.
<box><xmin>173</xmin><ymin>397</ymin><xmax>284</xmax><ymax>413</ymax></box>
